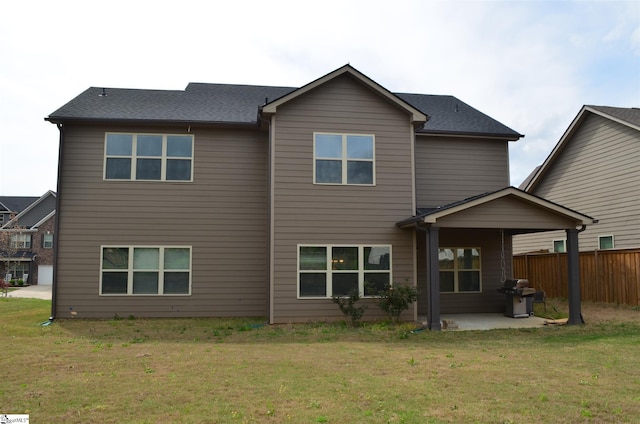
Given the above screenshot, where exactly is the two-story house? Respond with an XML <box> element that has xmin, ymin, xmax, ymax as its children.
<box><xmin>0</xmin><ymin>191</ymin><xmax>56</xmax><ymax>285</ymax></box>
<box><xmin>46</xmin><ymin>65</ymin><xmax>594</xmax><ymax>329</ymax></box>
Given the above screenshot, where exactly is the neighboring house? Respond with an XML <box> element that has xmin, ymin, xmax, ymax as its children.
<box><xmin>0</xmin><ymin>196</ymin><xmax>38</xmax><ymax>227</ymax></box>
<box><xmin>45</xmin><ymin>65</ymin><xmax>594</xmax><ymax>328</ymax></box>
<box><xmin>0</xmin><ymin>191</ymin><xmax>56</xmax><ymax>285</ymax></box>
<box><xmin>514</xmin><ymin>106</ymin><xmax>640</xmax><ymax>254</ymax></box>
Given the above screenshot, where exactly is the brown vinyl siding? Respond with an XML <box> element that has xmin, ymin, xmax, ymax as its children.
<box><xmin>270</xmin><ymin>74</ymin><xmax>416</xmax><ymax>323</ymax></box>
<box><xmin>55</xmin><ymin>124</ymin><xmax>269</xmax><ymax>318</ymax></box>
<box><xmin>415</xmin><ymin>136</ymin><xmax>510</xmax><ymax>207</ymax></box>
<box><xmin>514</xmin><ymin>113</ymin><xmax>640</xmax><ymax>253</ymax></box>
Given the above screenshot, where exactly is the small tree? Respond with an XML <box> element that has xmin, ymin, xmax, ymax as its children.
<box><xmin>373</xmin><ymin>283</ymin><xmax>419</xmax><ymax>322</ymax></box>
<box><xmin>332</xmin><ymin>288</ymin><xmax>366</xmax><ymax>326</ymax></box>
<box><xmin>0</xmin><ymin>213</ymin><xmax>25</xmax><ymax>282</ymax></box>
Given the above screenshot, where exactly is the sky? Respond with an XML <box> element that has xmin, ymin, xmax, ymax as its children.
<box><xmin>0</xmin><ymin>0</ymin><xmax>638</xmax><ymax>196</ymax></box>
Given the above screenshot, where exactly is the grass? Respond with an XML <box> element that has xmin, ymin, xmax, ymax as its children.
<box><xmin>2</xmin><ymin>298</ymin><xmax>640</xmax><ymax>423</ymax></box>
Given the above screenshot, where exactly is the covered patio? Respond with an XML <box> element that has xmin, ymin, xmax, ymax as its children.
<box><xmin>397</xmin><ymin>187</ymin><xmax>596</xmax><ymax>330</ymax></box>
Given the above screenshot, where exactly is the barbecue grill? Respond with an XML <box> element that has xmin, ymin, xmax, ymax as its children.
<box><xmin>497</xmin><ymin>279</ymin><xmax>536</xmax><ymax>318</ymax></box>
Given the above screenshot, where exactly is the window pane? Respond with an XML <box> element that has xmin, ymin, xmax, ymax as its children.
<box><xmin>332</xmin><ymin>273</ymin><xmax>358</xmax><ymax>296</ymax></box>
<box><xmin>103</xmin><ymin>248</ymin><xmax>129</xmax><ymax>270</ymax></box>
<box><xmin>133</xmin><ymin>248</ymin><xmax>159</xmax><ymax>269</ymax></box>
<box><xmin>164</xmin><ymin>272</ymin><xmax>190</xmax><ymax>294</ymax></box>
<box><xmin>332</xmin><ymin>247</ymin><xmax>358</xmax><ymax>270</ymax></box>
<box><xmin>364</xmin><ymin>246</ymin><xmax>390</xmax><ymax>270</ymax></box>
<box><xmin>106</xmin><ymin>158</ymin><xmax>131</xmax><ymax>179</ymax></box>
<box><xmin>316</xmin><ymin>160</ymin><xmax>342</xmax><ymax>183</ymax></box>
<box><xmin>167</xmin><ymin>136</ymin><xmax>193</xmax><ymax>157</ymax></box>
<box><xmin>300</xmin><ymin>246</ymin><xmax>326</xmax><ymax>270</ymax></box>
<box><xmin>136</xmin><ymin>158</ymin><xmax>162</xmax><ymax>180</ymax></box>
<box><xmin>102</xmin><ymin>272</ymin><xmax>128</xmax><ymax>294</ymax></box>
<box><xmin>456</xmin><ymin>249</ymin><xmax>480</xmax><ymax>269</ymax></box>
<box><xmin>347</xmin><ymin>161</ymin><xmax>373</xmax><ymax>184</ymax></box>
<box><xmin>440</xmin><ymin>271</ymin><xmax>454</xmax><ymax>292</ymax></box>
<box><xmin>164</xmin><ymin>248</ymin><xmax>190</xmax><ymax>269</ymax></box>
<box><xmin>459</xmin><ymin>271</ymin><xmax>481</xmax><ymax>292</ymax></box>
<box><xmin>166</xmin><ymin>159</ymin><xmax>192</xmax><ymax>181</ymax></box>
<box><xmin>315</xmin><ymin>134</ymin><xmax>342</xmax><ymax>158</ymax></box>
<box><xmin>137</xmin><ymin>135</ymin><xmax>163</xmax><ymax>156</ymax></box>
<box><xmin>439</xmin><ymin>249</ymin><xmax>454</xmax><ymax>270</ymax></box>
<box><xmin>347</xmin><ymin>135</ymin><xmax>373</xmax><ymax>159</ymax></box>
<box><xmin>106</xmin><ymin>134</ymin><xmax>132</xmax><ymax>155</ymax></box>
<box><xmin>364</xmin><ymin>272</ymin><xmax>389</xmax><ymax>295</ymax></box>
<box><xmin>599</xmin><ymin>236</ymin><xmax>613</xmax><ymax>249</ymax></box>
<box><xmin>43</xmin><ymin>233</ymin><xmax>54</xmax><ymax>248</ymax></box>
<box><xmin>553</xmin><ymin>240</ymin><xmax>565</xmax><ymax>253</ymax></box>
<box><xmin>300</xmin><ymin>273</ymin><xmax>326</xmax><ymax>297</ymax></box>
<box><xmin>133</xmin><ymin>271</ymin><xmax>159</xmax><ymax>294</ymax></box>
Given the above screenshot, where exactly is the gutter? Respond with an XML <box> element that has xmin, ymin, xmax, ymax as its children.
<box><xmin>49</xmin><ymin>123</ymin><xmax>64</xmax><ymax>321</ymax></box>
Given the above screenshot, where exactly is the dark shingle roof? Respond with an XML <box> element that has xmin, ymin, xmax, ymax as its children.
<box><xmin>587</xmin><ymin>105</ymin><xmax>640</xmax><ymax>128</ymax></box>
<box><xmin>0</xmin><ymin>197</ymin><xmax>39</xmax><ymax>213</ymax></box>
<box><xmin>47</xmin><ymin>82</ymin><xmax>522</xmax><ymax>138</ymax></box>
<box><xmin>396</xmin><ymin>93</ymin><xmax>522</xmax><ymax>138</ymax></box>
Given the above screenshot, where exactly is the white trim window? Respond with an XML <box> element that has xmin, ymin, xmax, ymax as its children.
<box><xmin>298</xmin><ymin>245</ymin><xmax>391</xmax><ymax>298</ymax></box>
<box><xmin>439</xmin><ymin>248</ymin><xmax>481</xmax><ymax>293</ymax></box>
<box><xmin>104</xmin><ymin>133</ymin><xmax>194</xmax><ymax>181</ymax></box>
<box><xmin>43</xmin><ymin>233</ymin><xmax>54</xmax><ymax>249</ymax></box>
<box><xmin>552</xmin><ymin>239</ymin><xmax>566</xmax><ymax>253</ymax></box>
<box><xmin>10</xmin><ymin>233</ymin><xmax>31</xmax><ymax>249</ymax></box>
<box><xmin>313</xmin><ymin>133</ymin><xmax>375</xmax><ymax>185</ymax></box>
<box><xmin>100</xmin><ymin>246</ymin><xmax>191</xmax><ymax>295</ymax></box>
<box><xmin>598</xmin><ymin>235</ymin><xmax>614</xmax><ymax>250</ymax></box>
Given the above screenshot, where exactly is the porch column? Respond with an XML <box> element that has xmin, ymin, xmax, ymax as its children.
<box><xmin>566</xmin><ymin>228</ymin><xmax>583</xmax><ymax>325</ymax></box>
<box><xmin>426</xmin><ymin>226</ymin><xmax>441</xmax><ymax>330</ymax></box>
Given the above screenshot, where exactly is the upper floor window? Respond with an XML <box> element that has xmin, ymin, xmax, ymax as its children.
<box><xmin>10</xmin><ymin>233</ymin><xmax>31</xmax><ymax>249</ymax></box>
<box><xmin>104</xmin><ymin>133</ymin><xmax>193</xmax><ymax>181</ymax></box>
<box><xmin>314</xmin><ymin>133</ymin><xmax>375</xmax><ymax>185</ymax></box>
<box><xmin>298</xmin><ymin>244</ymin><xmax>391</xmax><ymax>298</ymax></box>
<box><xmin>439</xmin><ymin>248</ymin><xmax>481</xmax><ymax>293</ymax></box>
<box><xmin>598</xmin><ymin>235</ymin><xmax>614</xmax><ymax>250</ymax></box>
<box><xmin>43</xmin><ymin>233</ymin><xmax>54</xmax><ymax>249</ymax></box>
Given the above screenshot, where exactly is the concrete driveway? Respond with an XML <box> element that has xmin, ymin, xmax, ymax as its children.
<box><xmin>5</xmin><ymin>285</ymin><xmax>52</xmax><ymax>300</ymax></box>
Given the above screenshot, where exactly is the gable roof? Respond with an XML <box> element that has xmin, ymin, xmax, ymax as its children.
<box><xmin>261</xmin><ymin>65</ymin><xmax>428</xmax><ymax>124</ymax></box>
<box><xmin>46</xmin><ymin>66</ymin><xmax>522</xmax><ymax>140</ymax></box>
<box><xmin>396</xmin><ymin>186</ymin><xmax>595</xmax><ymax>228</ymax></box>
<box><xmin>0</xmin><ymin>196</ymin><xmax>39</xmax><ymax>214</ymax></box>
<box><xmin>1</xmin><ymin>191</ymin><xmax>56</xmax><ymax>229</ymax></box>
<box><xmin>523</xmin><ymin>105</ymin><xmax>640</xmax><ymax>191</ymax></box>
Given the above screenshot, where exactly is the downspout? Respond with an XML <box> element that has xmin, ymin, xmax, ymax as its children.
<box><xmin>50</xmin><ymin>123</ymin><xmax>64</xmax><ymax>321</ymax></box>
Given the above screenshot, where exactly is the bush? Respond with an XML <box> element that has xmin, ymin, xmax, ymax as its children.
<box><xmin>332</xmin><ymin>288</ymin><xmax>366</xmax><ymax>326</ymax></box>
<box><xmin>373</xmin><ymin>283</ymin><xmax>419</xmax><ymax>322</ymax></box>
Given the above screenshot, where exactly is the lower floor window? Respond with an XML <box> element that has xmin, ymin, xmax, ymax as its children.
<box><xmin>101</xmin><ymin>246</ymin><xmax>191</xmax><ymax>295</ymax></box>
<box><xmin>598</xmin><ymin>235</ymin><xmax>614</xmax><ymax>250</ymax></box>
<box><xmin>439</xmin><ymin>248</ymin><xmax>481</xmax><ymax>293</ymax></box>
<box><xmin>298</xmin><ymin>245</ymin><xmax>391</xmax><ymax>298</ymax></box>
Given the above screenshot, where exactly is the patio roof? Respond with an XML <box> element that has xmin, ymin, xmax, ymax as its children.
<box><xmin>396</xmin><ymin>186</ymin><xmax>596</xmax><ymax>232</ymax></box>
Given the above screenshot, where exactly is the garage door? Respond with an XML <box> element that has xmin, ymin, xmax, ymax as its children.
<box><xmin>38</xmin><ymin>265</ymin><xmax>53</xmax><ymax>285</ymax></box>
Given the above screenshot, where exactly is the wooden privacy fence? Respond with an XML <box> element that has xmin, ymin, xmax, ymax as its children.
<box><xmin>513</xmin><ymin>248</ymin><xmax>640</xmax><ymax>306</ymax></box>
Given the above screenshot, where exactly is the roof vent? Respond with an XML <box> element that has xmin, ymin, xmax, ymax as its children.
<box><xmin>454</xmin><ymin>103</ymin><xmax>459</xmax><ymax>112</ymax></box>
<box><xmin>99</xmin><ymin>88</ymin><xmax>107</xmax><ymax>97</ymax></box>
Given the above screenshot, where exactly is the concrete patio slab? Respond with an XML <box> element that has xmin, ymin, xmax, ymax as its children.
<box><xmin>418</xmin><ymin>313</ymin><xmax>546</xmax><ymax>330</ymax></box>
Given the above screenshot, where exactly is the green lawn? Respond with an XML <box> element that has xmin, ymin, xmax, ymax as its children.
<box><xmin>2</xmin><ymin>298</ymin><xmax>639</xmax><ymax>423</ymax></box>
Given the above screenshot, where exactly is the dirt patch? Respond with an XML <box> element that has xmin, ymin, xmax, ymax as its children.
<box><xmin>550</xmin><ymin>299</ymin><xmax>640</xmax><ymax>324</ymax></box>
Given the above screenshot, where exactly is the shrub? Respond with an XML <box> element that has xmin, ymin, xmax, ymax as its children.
<box><xmin>373</xmin><ymin>283</ymin><xmax>419</xmax><ymax>322</ymax></box>
<box><xmin>332</xmin><ymin>288</ymin><xmax>366</xmax><ymax>326</ymax></box>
